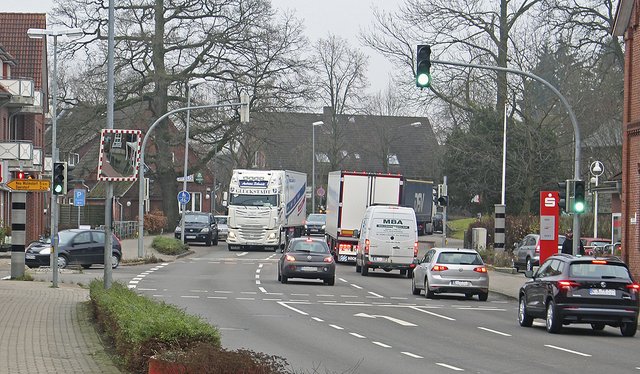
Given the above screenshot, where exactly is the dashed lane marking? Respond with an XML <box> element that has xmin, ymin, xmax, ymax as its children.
<box><xmin>329</xmin><ymin>324</ymin><xmax>344</xmax><ymax>330</ymax></box>
<box><xmin>402</xmin><ymin>352</ymin><xmax>423</xmax><ymax>359</ymax></box>
<box><xmin>436</xmin><ymin>363</ymin><xmax>464</xmax><ymax>371</ymax></box>
<box><xmin>372</xmin><ymin>341</ymin><xmax>391</xmax><ymax>348</ymax></box>
<box><xmin>350</xmin><ymin>332</ymin><xmax>366</xmax><ymax>339</ymax></box>
<box><xmin>409</xmin><ymin>306</ymin><xmax>455</xmax><ymax>321</ymax></box>
<box><xmin>351</xmin><ymin>284</ymin><xmax>363</xmax><ymax>289</ymax></box>
<box><xmin>367</xmin><ymin>292</ymin><xmax>384</xmax><ymax>298</ymax></box>
<box><xmin>312</xmin><ymin>317</ymin><xmax>324</xmax><ymax>322</ymax></box>
<box><xmin>477</xmin><ymin>327</ymin><xmax>511</xmax><ymax>337</ymax></box>
<box><xmin>277</xmin><ymin>301</ymin><xmax>308</xmax><ymax>316</ymax></box>
<box><xmin>544</xmin><ymin>344</ymin><xmax>592</xmax><ymax>357</ymax></box>
<box><xmin>180</xmin><ymin>295</ymin><xmax>200</xmax><ymax>299</ymax></box>
<box><xmin>258</xmin><ymin>287</ymin><xmax>267</xmax><ymax>293</ymax></box>
<box><xmin>237</xmin><ymin>252</ymin><xmax>248</xmax><ymax>257</ymax></box>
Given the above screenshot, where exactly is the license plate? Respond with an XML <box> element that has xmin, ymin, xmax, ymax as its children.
<box><xmin>589</xmin><ymin>288</ymin><xmax>616</xmax><ymax>296</ymax></box>
<box><xmin>372</xmin><ymin>257</ymin><xmax>387</xmax><ymax>262</ymax></box>
<box><xmin>452</xmin><ymin>281</ymin><xmax>471</xmax><ymax>287</ymax></box>
<box><xmin>186</xmin><ymin>235</ymin><xmax>196</xmax><ymax>239</ymax></box>
<box><xmin>25</xmin><ymin>254</ymin><xmax>35</xmax><ymax>260</ymax></box>
<box><xmin>300</xmin><ymin>266</ymin><xmax>317</xmax><ymax>272</ymax></box>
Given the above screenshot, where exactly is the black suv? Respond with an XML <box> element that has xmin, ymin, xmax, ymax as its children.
<box><xmin>175</xmin><ymin>212</ymin><xmax>218</xmax><ymax>246</ymax></box>
<box><xmin>518</xmin><ymin>254</ymin><xmax>639</xmax><ymax>336</ymax></box>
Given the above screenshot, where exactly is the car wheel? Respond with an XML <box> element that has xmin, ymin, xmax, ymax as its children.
<box><xmin>411</xmin><ymin>276</ymin><xmax>421</xmax><ymax>295</ymax></box>
<box><xmin>205</xmin><ymin>237</ymin><xmax>212</xmax><ymax>246</ymax></box>
<box><xmin>478</xmin><ymin>292</ymin><xmax>489</xmax><ymax>302</ymax></box>
<box><xmin>277</xmin><ymin>269</ymin><xmax>281</xmax><ymax>282</ymax></box>
<box><xmin>326</xmin><ymin>277</ymin><xmax>335</xmax><ymax>286</ymax></box>
<box><xmin>424</xmin><ymin>278</ymin><xmax>434</xmax><ymax>299</ymax></box>
<box><xmin>361</xmin><ymin>263</ymin><xmax>369</xmax><ymax>276</ymax></box>
<box><xmin>621</xmin><ymin>320</ymin><xmax>638</xmax><ymax>337</ymax></box>
<box><xmin>400</xmin><ymin>269</ymin><xmax>407</xmax><ymax>277</ymax></box>
<box><xmin>464</xmin><ymin>293</ymin><xmax>473</xmax><ymax>300</ymax></box>
<box><xmin>81</xmin><ymin>264</ymin><xmax>92</xmax><ymax>269</ymax></box>
<box><xmin>57</xmin><ymin>255</ymin><xmax>68</xmax><ymax>269</ymax></box>
<box><xmin>111</xmin><ymin>254</ymin><xmax>120</xmax><ymax>269</ymax></box>
<box><xmin>518</xmin><ymin>297</ymin><xmax>533</xmax><ymax>327</ymax></box>
<box><xmin>355</xmin><ymin>261</ymin><xmax>361</xmax><ymax>273</ymax></box>
<box><xmin>526</xmin><ymin>257</ymin><xmax>533</xmax><ymax>272</ymax></box>
<box><xmin>591</xmin><ymin>323</ymin><xmax>605</xmax><ymax>331</ymax></box>
<box><xmin>545</xmin><ymin>299</ymin><xmax>561</xmax><ymax>333</ymax></box>
<box><xmin>212</xmin><ymin>236</ymin><xmax>218</xmax><ymax>246</ymax></box>
<box><xmin>280</xmin><ymin>274</ymin><xmax>288</xmax><ymax>284</ymax></box>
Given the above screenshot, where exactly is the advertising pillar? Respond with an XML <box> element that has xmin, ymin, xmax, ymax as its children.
<box><xmin>539</xmin><ymin>191</ymin><xmax>559</xmax><ymax>264</ymax></box>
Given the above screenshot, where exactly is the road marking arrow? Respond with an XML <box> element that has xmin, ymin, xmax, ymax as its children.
<box><xmin>354</xmin><ymin>312</ymin><xmax>417</xmax><ymax>327</ymax></box>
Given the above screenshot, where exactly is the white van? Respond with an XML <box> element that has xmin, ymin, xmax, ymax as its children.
<box><xmin>355</xmin><ymin>205</ymin><xmax>418</xmax><ymax>278</ymax></box>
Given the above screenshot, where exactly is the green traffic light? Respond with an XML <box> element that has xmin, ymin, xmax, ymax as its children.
<box><xmin>574</xmin><ymin>201</ymin><xmax>585</xmax><ymax>213</ymax></box>
<box><xmin>417</xmin><ymin>72</ymin><xmax>431</xmax><ymax>87</ymax></box>
<box><xmin>54</xmin><ymin>185</ymin><xmax>63</xmax><ymax>194</ymax></box>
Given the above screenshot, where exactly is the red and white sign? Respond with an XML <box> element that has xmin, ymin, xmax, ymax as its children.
<box><xmin>539</xmin><ymin>191</ymin><xmax>560</xmax><ymax>264</ymax></box>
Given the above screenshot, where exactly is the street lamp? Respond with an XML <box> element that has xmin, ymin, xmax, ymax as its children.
<box><xmin>27</xmin><ymin>27</ymin><xmax>83</xmax><ymax>288</ymax></box>
<box><xmin>312</xmin><ymin>121</ymin><xmax>323</xmax><ymax>214</ymax></box>
<box><xmin>590</xmin><ymin>160</ymin><xmax>604</xmax><ymax>238</ymax></box>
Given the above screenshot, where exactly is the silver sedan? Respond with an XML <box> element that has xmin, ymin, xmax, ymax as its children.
<box><xmin>411</xmin><ymin>247</ymin><xmax>489</xmax><ymax>301</ymax></box>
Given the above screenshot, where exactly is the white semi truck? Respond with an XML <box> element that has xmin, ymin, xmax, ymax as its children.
<box><xmin>225</xmin><ymin>169</ymin><xmax>307</xmax><ymax>251</ymax></box>
<box><xmin>325</xmin><ymin>171</ymin><xmax>404</xmax><ymax>262</ymax></box>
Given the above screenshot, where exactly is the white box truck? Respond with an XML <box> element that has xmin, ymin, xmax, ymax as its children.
<box><xmin>325</xmin><ymin>171</ymin><xmax>403</xmax><ymax>262</ymax></box>
<box><xmin>225</xmin><ymin>169</ymin><xmax>307</xmax><ymax>251</ymax></box>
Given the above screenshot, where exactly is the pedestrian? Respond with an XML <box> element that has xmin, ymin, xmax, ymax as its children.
<box><xmin>561</xmin><ymin>229</ymin><xmax>584</xmax><ymax>255</ymax></box>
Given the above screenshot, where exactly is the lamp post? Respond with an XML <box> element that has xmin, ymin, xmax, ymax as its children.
<box><xmin>27</xmin><ymin>27</ymin><xmax>83</xmax><ymax>288</ymax></box>
<box><xmin>312</xmin><ymin>121</ymin><xmax>323</xmax><ymax>214</ymax></box>
<box><xmin>590</xmin><ymin>161</ymin><xmax>604</xmax><ymax>238</ymax></box>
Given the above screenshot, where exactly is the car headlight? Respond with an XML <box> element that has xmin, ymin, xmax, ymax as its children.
<box><xmin>267</xmin><ymin>232</ymin><xmax>277</xmax><ymax>240</ymax></box>
<box><xmin>304</xmin><ymin>224</ymin><xmax>308</xmax><ymax>229</ymax></box>
<box><xmin>39</xmin><ymin>247</ymin><xmax>51</xmax><ymax>255</ymax></box>
<box><xmin>201</xmin><ymin>228</ymin><xmax>210</xmax><ymax>233</ymax></box>
<box><xmin>321</xmin><ymin>225</ymin><xmax>326</xmax><ymax>229</ymax></box>
<box><xmin>228</xmin><ymin>231</ymin><xmax>236</xmax><ymax>239</ymax></box>
<box><xmin>175</xmin><ymin>226</ymin><xmax>181</xmax><ymax>232</ymax></box>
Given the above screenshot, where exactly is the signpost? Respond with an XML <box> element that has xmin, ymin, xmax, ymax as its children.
<box><xmin>539</xmin><ymin>191</ymin><xmax>560</xmax><ymax>264</ymax></box>
<box><xmin>6</xmin><ymin>179</ymin><xmax>50</xmax><ymax>191</ymax></box>
<box><xmin>74</xmin><ymin>189</ymin><xmax>86</xmax><ymax>228</ymax></box>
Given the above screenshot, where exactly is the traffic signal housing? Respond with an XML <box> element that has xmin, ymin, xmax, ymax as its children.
<box><xmin>52</xmin><ymin>162</ymin><xmax>68</xmax><ymax>195</ymax></box>
<box><xmin>558</xmin><ymin>180</ymin><xmax>568</xmax><ymax>213</ymax></box>
<box><xmin>416</xmin><ymin>44</ymin><xmax>432</xmax><ymax>88</ymax></box>
<box><xmin>572</xmin><ymin>180</ymin><xmax>586</xmax><ymax>214</ymax></box>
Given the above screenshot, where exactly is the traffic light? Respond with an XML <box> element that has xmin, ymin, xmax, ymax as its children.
<box><xmin>416</xmin><ymin>44</ymin><xmax>432</xmax><ymax>88</ymax></box>
<box><xmin>16</xmin><ymin>171</ymin><xmax>25</xmax><ymax>180</ymax></box>
<box><xmin>558</xmin><ymin>180</ymin><xmax>568</xmax><ymax>213</ymax></box>
<box><xmin>572</xmin><ymin>180</ymin><xmax>586</xmax><ymax>214</ymax></box>
<box><xmin>52</xmin><ymin>162</ymin><xmax>67</xmax><ymax>195</ymax></box>
<box><xmin>437</xmin><ymin>195</ymin><xmax>448</xmax><ymax>207</ymax></box>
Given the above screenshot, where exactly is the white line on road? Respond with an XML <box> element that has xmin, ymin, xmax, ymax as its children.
<box><xmin>372</xmin><ymin>341</ymin><xmax>391</xmax><ymax>348</ymax></box>
<box><xmin>477</xmin><ymin>327</ymin><xmax>511</xmax><ymax>337</ymax></box>
<box><xmin>291</xmin><ymin>293</ymin><xmax>309</xmax><ymax>296</ymax></box>
<box><xmin>236</xmin><ymin>297</ymin><xmax>255</xmax><ymax>301</ymax></box>
<box><xmin>258</xmin><ymin>287</ymin><xmax>267</xmax><ymax>293</ymax></box>
<box><xmin>367</xmin><ymin>292</ymin><xmax>384</xmax><ymax>298</ymax></box>
<box><xmin>189</xmin><ymin>290</ymin><xmax>208</xmax><ymax>293</ymax></box>
<box><xmin>214</xmin><ymin>290</ymin><xmax>232</xmax><ymax>294</ymax></box>
<box><xmin>263</xmin><ymin>298</ymin><xmax>282</xmax><ymax>301</ymax></box>
<box><xmin>544</xmin><ymin>345</ymin><xmax>592</xmax><ymax>357</ymax></box>
<box><xmin>259</xmin><ymin>264</ymin><xmax>264</xmax><ymax>268</ymax></box>
<box><xmin>350</xmin><ymin>332</ymin><xmax>366</xmax><ymax>339</ymax></box>
<box><xmin>339</xmin><ymin>278</ymin><xmax>348</xmax><ymax>283</ymax></box>
<box><xmin>255</xmin><ymin>274</ymin><xmax>260</xmax><ymax>279</ymax></box>
<box><xmin>436</xmin><ymin>362</ymin><xmax>464</xmax><ymax>371</ymax></box>
<box><xmin>266</xmin><ymin>292</ymin><xmax>283</xmax><ymax>295</ymax></box>
<box><xmin>129</xmin><ymin>280</ymin><xmax>139</xmax><ymax>284</ymax></box>
<box><xmin>237</xmin><ymin>252</ymin><xmax>248</xmax><ymax>257</ymax></box>
<box><xmin>127</xmin><ymin>285</ymin><xmax>136</xmax><ymax>289</ymax></box>
<box><xmin>456</xmin><ymin>307</ymin><xmax>505</xmax><ymax>311</ymax></box>
<box><xmin>180</xmin><ymin>295</ymin><xmax>200</xmax><ymax>299</ymax></box>
<box><xmin>207</xmin><ymin>296</ymin><xmax>228</xmax><ymax>300</ymax></box>
<box><xmin>317</xmin><ymin>294</ymin><xmax>335</xmax><ymax>297</ymax></box>
<box><xmin>240</xmin><ymin>291</ymin><xmax>257</xmax><ymax>295</ymax></box>
<box><xmin>137</xmin><ymin>288</ymin><xmax>157</xmax><ymax>291</ymax></box>
<box><xmin>256</xmin><ymin>280</ymin><xmax>261</xmax><ymax>285</ymax></box>
<box><xmin>351</xmin><ymin>284</ymin><xmax>363</xmax><ymax>289</ymax></box>
<box><xmin>329</xmin><ymin>324</ymin><xmax>344</xmax><ymax>330</ymax></box>
<box><xmin>312</xmin><ymin>317</ymin><xmax>324</xmax><ymax>322</ymax></box>
<box><xmin>340</xmin><ymin>295</ymin><xmax>358</xmax><ymax>298</ymax></box>
<box><xmin>390</xmin><ymin>297</ymin><xmax>408</xmax><ymax>300</ymax></box>
<box><xmin>277</xmin><ymin>302</ymin><xmax>308</xmax><ymax>316</ymax></box>
<box><xmin>401</xmin><ymin>352</ymin><xmax>423</xmax><ymax>359</ymax></box>
<box><xmin>208</xmin><ymin>261</ymin><xmax>220</xmax><ymax>264</ymax></box>
<box><xmin>256</xmin><ymin>269</ymin><xmax>261</xmax><ymax>274</ymax></box>
<box><xmin>409</xmin><ymin>306</ymin><xmax>456</xmax><ymax>321</ymax></box>
<box><xmin>354</xmin><ymin>313</ymin><xmax>417</xmax><ymax>327</ymax></box>
<box><xmin>132</xmin><ymin>278</ymin><xmax>143</xmax><ymax>281</ymax></box>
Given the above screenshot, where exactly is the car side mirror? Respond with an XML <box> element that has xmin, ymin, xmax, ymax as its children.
<box><xmin>524</xmin><ymin>270</ymin><xmax>534</xmax><ymax>278</ymax></box>
<box><xmin>353</xmin><ymin>229</ymin><xmax>360</xmax><ymax>238</ymax></box>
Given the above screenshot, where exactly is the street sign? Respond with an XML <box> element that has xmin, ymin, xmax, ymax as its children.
<box><xmin>6</xmin><ymin>179</ymin><xmax>50</xmax><ymax>192</ymax></box>
<box><xmin>316</xmin><ymin>186</ymin><xmax>325</xmax><ymax>197</ymax></box>
<box><xmin>177</xmin><ymin>190</ymin><xmax>191</xmax><ymax>204</ymax></box>
<box><xmin>539</xmin><ymin>191</ymin><xmax>559</xmax><ymax>263</ymax></box>
<box><xmin>74</xmin><ymin>189</ymin><xmax>86</xmax><ymax>206</ymax></box>
<box><xmin>195</xmin><ymin>172</ymin><xmax>204</xmax><ymax>184</ymax></box>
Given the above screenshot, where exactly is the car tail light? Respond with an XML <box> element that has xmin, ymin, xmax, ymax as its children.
<box><xmin>413</xmin><ymin>241</ymin><xmax>418</xmax><ymax>257</ymax></box>
<box><xmin>473</xmin><ymin>266</ymin><xmax>487</xmax><ymax>273</ymax></box>
<box><xmin>364</xmin><ymin>239</ymin><xmax>370</xmax><ymax>254</ymax></box>
<box><xmin>285</xmin><ymin>255</ymin><xmax>296</xmax><ymax>262</ymax></box>
<box><xmin>592</xmin><ymin>260</ymin><xmax>607</xmax><ymax>264</ymax></box>
<box><xmin>535</xmin><ymin>244</ymin><xmax>540</xmax><ymax>255</ymax></box>
<box><xmin>306</xmin><ymin>237</ymin><xmax>313</xmax><ymax>242</ymax></box>
<box><xmin>626</xmin><ymin>284</ymin><xmax>640</xmax><ymax>292</ymax></box>
<box><xmin>557</xmin><ymin>280</ymin><xmax>580</xmax><ymax>290</ymax></box>
<box><xmin>431</xmin><ymin>265</ymin><xmax>448</xmax><ymax>271</ymax></box>
<box><xmin>323</xmin><ymin>256</ymin><xmax>334</xmax><ymax>263</ymax></box>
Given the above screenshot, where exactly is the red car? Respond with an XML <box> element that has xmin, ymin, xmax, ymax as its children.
<box><xmin>581</xmin><ymin>237</ymin><xmax>612</xmax><ymax>256</ymax></box>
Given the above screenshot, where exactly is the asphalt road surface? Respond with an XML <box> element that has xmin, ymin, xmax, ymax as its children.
<box><xmin>118</xmin><ymin>243</ymin><xmax>640</xmax><ymax>374</ymax></box>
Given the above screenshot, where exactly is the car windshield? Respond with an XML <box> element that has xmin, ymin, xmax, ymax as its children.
<box><xmin>185</xmin><ymin>214</ymin><xmax>209</xmax><ymax>224</ymax></box>
<box><xmin>307</xmin><ymin>214</ymin><xmax>326</xmax><ymax>223</ymax></box>
<box><xmin>57</xmin><ymin>231</ymin><xmax>77</xmax><ymax>246</ymax></box>
<box><xmin>437</xmin><ymin>252</ymin><xmax>483</xmax><ymax>265</ymax></box>
<box><xmin>229</xmin><ymin>194</ymin><xmax>278</xmax><ymax>207</ymax></box>
<box><xmin>215</xmin><ymin>217</ymin><xmax>228</xmax><ymax>225</ymax></box>
<box><xmin>289</xmin><ymin>241</ymin><xmax>329</xmax><ymax>253</ymax></box>
<box><xmin>569</xmin><ymin>263</ymin><xmax>631</xmax><ymax>279</ymax></box>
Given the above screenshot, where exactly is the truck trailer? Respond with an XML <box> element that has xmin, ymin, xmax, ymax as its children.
<box><xmin>225</xmin><ymin>169</ymin><xmax>307</xmax><ymax>251</ymax></box>
<box><xmin>401</xmin><ymin>179</ymin><xmax>434</xmax><ymax>235</ymax></box>
<box><xmin>325</xmin><ymin>171</ymin><xmax>403</xmax><ymax>262</ymax></box>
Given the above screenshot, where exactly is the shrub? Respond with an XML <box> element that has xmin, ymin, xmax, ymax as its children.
<box><xmin>144</xmin><ymin>210</ymin><xmax>168</xmax><ymax>234</ymax></box>
<box><xmin>152</xmin><ymin>236</ymin><xmax>189</xmax><ymax>255</ymax></box>
<box><xmin>89</xmin><ymin>280</ymin><xmax>220</xmax><ymax>373</ymax></box>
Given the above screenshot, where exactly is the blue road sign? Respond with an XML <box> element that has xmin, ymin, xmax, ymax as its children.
<box><xmin>177</xmin><ymin>190</ymin><xmax>191</xmax><ymax>204</ymax></box>
<box><xmin>74</xmin><ymin>189</ymin><xmax>86</xmax><ymax>206</ymax></box>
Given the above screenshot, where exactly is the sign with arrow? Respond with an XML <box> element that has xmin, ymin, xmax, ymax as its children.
<box><xmin>354</xmin><ymin>313</ymin><xmax>417</xmax><ymax>327</ymax></box>
<box><xmin>6</xmin><ymin>179</ymin><xmax>50</xmax><ymax>192</ymax></box>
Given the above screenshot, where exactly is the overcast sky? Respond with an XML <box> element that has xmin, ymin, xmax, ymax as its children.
<box><xmin>4</xmin><ymin>0</ymin><xmax>397</xmax><ymax>95</ymax></box>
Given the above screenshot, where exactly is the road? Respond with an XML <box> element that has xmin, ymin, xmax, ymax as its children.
<box><xmin>113</xmin><ymin>242</ymin><xmax>640</xmax><ymax>374</ymax></box>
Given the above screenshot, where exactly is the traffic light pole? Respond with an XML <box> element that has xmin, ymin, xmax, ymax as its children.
<box><xmin>431</xmin><ymin>59</ymin><xmax>582</xmax><ymax>255</ymax></box>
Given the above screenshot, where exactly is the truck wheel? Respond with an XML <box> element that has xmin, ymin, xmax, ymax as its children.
<box><xmin>361</xmin><ymin>263</ymin><xmax>369</xmax><ymax>276</ymax></box>
<box><xmin>355</xmin><ymin>260</ymin><xmax>361</xmax><ymax>273</ymax></box>
<box><xmin>400</xmin><ymin>269</ymin><xmax>407</xmax><ymax>276</ymax></box>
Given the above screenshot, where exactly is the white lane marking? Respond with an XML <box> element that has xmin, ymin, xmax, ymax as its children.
<box><xmin>402</xmin><ymin>352</ymin><xmax>423</xmax><ymax>359</ymax></box>
<box><xmin>340</xmin><ymin>295</ymin><xmax>358</xmax><ymax>298</ymax></box>
<box><xmin>409</xmin><ymin>306</ymin><xmax>456</xmax><ymax>321</ymax></box>
<box><xmin>277</xmin><ymin>302</ymin><xmax>308</xmax><ymax>316</ymax></box>
<box><xmin>259</xmin><ymin>264</ymin><xmax>264</xmax><ymax>268</ymax></box>
<box><xmin>339</xmin><ymin>278</ymin><xmax>348</xmax><ymax>283</ymax></box>
<box><xmin>436</xmin><ymin>362</ymin><xmax>464</xmax><ymax>371</ymax></box>
<box><xmin>345</xmin><ymin>301</ymin><xmax>365</xmax><ymax>304</ymax></box>
<box><xmin>368</xmin><ymin>292</ymin><xmax>384</xmax><ymax>298</ymax></box>
<box><xmin>372</xmin><ymin>341</ymin><xmax>391</xmax><ymax>348</ymax></box>
<box><xmin>214</xmin><ymin>290</ymin><xmax>232</xmax><ymax>294</ymax></box>
<box><xmin>544</xmin><ymin>345</ymin><xmax>592</xmax><ymax>357</ymax></box>
<box><xmin>127</xmin><ymin>285</ymin><xmax>136</xmax><ymax>289</ymax></box>
<box><xmin>141</xmin><ymin>271</ymin><xmax>152</xmax><ymax>274</ymax></box>
<box><xmin>256</xmin><ymin>269</ymin><xmax>261</xmax><ymax>274</ymax></box>
<box><xmin>289</xmin><ymin>300</ymin><xmax>310</xmax><ymax>303</ymax></box>
<box><xmin>255</xmin><ymin>274</ymin><xmax>260</xmax><ymax>279</ymax></box>
<box><xmin>478</xmin><ymin>327</ymin><xmax>511</xmax><ymax>337</ymax></box>
<box><xmin>456</xmin><ymin>307</ymin><xmax>505</xmax><ymax>311</ymax></box>
<box><xmin>237</xmin><ymin>252</ymin><xmax>248</xmax><ymax>257</ymax></box>
<box><xmin>161</xmin><ymin>263</ymin><xmax>169</xmax><ymax>265</ymax></box>
<box><xmin>152</xmin><ymin>294</ymin><xmax>165</xmax><ymax>297</ymax></box>
<box><xmin>266</xmin><ymin>292</ymin><xmax>283</xmax><ymax>295</ymax></box>
<box><xmin>137</xmin><ymin>288</ymin><xmax>157</xmax><ymax>291</ymax></box>
<box><xmin>263</xmin><ymin>298</ymin><xmax>282</xmax><ymax>301</ymax></box>
<box><xmin>189</xmin><ymin>290</ymin><xmax>208</xmax><ymax>293</ymax></box>
<box><xmin>317</xmin><ymin>294</ymin><xmax>335</xmax><ymax>297</ymax></box>
<box><xmin>241</xmin><ymin>291</ymin><xmax>257</xmax><ymax>295</ymax></box>
<box><xmin>312</xmin><ymin>317</ymin><xmax>324</xmax><ymax>322</ymax></box>
<box><xmin>207</xmin><ymin>296</ymin><xmax>228</xmax><ymax>300</ymax></box>
<box><xmin>491</xmin><ymin>300</ymin><xmax>509</xmax><ymax>304</ymax></box>
<box><xmin>208</xmin><ymin>261</ymin><xmax>221</xmax><ymax>264</ymax></box>
<box><xmin>329</xmin><ymin>324</ymin><xmax>344</xmax><ymax>330</ymax></box>
<box><xmin>291</xmin><ymin>293</ymin><xmax>309</xmax><ymax>296</ymax></box>
<box><xmin>180</xmin><ymin>295</ymin><xmax>200</xmax><ymax>299</ymax></box>
<box><xmin>236</xmin><ymin>297</ymin><xmax>255</xmax><ymax>301</ymax></box>
<box><xmin>354</xmin><ymin>313</ymin><xmax>417</xmax><ymax>327</ymax></box>
<box><xmin>256</xmin><ymin>280</ymin><xmax>261</xmax><ymax>285</ymax></box>
<box><xmin>350</xmin><ymin>332</ymin><xmax>366</xmax><ymax>339</ymax></box>
<box><xmin>351</xmin><ymin>284</ymin><xmax>363</xmax><ymax>290</ymax></box>
<box><xmin>129</xmin><ymin>280</ymin><xmax>140</xmax><ymax>284</ymax></box>
<box><xmin>390</xmin><ymin>297</ymin><xmax>408</xmax><ymax>300</ymax></box>
<box><xmin>258</xmin><ymin>287</ymin><xmax>267</xmax><ymax>293</ymax></box>
<box><xmin>372</xmin><ymin>302</ymin><xmax>392</xmax><ymax>305</ymax></box>
<box><xmin>133</xmin><ymin>276</ymin><xmax>144</xmax><ymax>280</ymax></box>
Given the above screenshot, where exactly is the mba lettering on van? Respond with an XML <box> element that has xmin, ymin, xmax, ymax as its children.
<box><xmin>376</xmin><ymin>218</ymin><xmax>410</xmax><ymax>229</ymax></box>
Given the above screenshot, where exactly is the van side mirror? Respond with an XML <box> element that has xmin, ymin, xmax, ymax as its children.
<box><xmin>353</xmin><ymin>229</ymin><xmax>360</xmax><ymax>238</ymax></box>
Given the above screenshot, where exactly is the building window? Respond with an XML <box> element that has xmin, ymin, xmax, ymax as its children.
<box><xmin>388</xmin><ymin>154</ymin><xmax>399</xmax><ymax>165</ymax></box>
<box><xmin>192</xmin><ymin>192</ymin><xmax>202</xmax><ymax>212</ymax></box>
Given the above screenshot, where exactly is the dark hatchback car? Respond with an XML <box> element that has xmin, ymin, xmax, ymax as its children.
<box><xmin>304</xmin><ymin>213</ymin><xmax>327</xmax><ymax>236</ymax></box>
<box><xmin>25</xmin><ymin>229</ymin><xmax>122</xmax><ymax>269</ymax></box>
<box><xmin>175</xmin><ymin>212</ymin><xmax>218</xmax><ymax>246</ymax></box>
<box><xmin>518</xmin><ymin>254</ymin><xmax>639</xmax><ymax>336</ymax></box>
<box><xmin>278</xmin><ymin>237</ymin><xmax>336</xmax><ymax>285</ymax></box>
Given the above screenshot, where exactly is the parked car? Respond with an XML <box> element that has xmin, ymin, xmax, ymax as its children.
<box><xmin>304</xmin><ymin>213</ymin><xmax>327</xmax><ymax>236</ymax></box>
<box><xmin>513</xmin><ymin>234</ymin><xmax>566</xmax><ymax>272</ymax></box>
<box><xmin>411</xmin><ymin>247</ymin><xmax>489</xmax><ymax>301</ymax></box>
<box><xmin>25</xmin><ymin>229</ymin><xmax>122</xmax><ymax>269</ymax></box>
<box><xmin>581</xmin><ymin>237</ymin><xmax>612</xmax><ymax>256</ymax></box>
<box><xmin>175</xmin><ymin>212</ymin><xmax>218</xmax><ymax>246</ymax></box>
<box><xmin>278</xmin><ymin>237</ymin><xmax>335</xmax><ymax>285</ymax></box>
<box><xmin>214</xmin><ymin>215</ymin><xmax>229</xmax><ymax>240</ymax></box>
<box><xmin>432</xmin><ymin>213</ymin><xmax>444</xmax><ymax>233</ymax></box>
<box><xmin>518</xmin><ymin>254</ymin><xmax>639</xmax><ymax>336</ymax></box>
